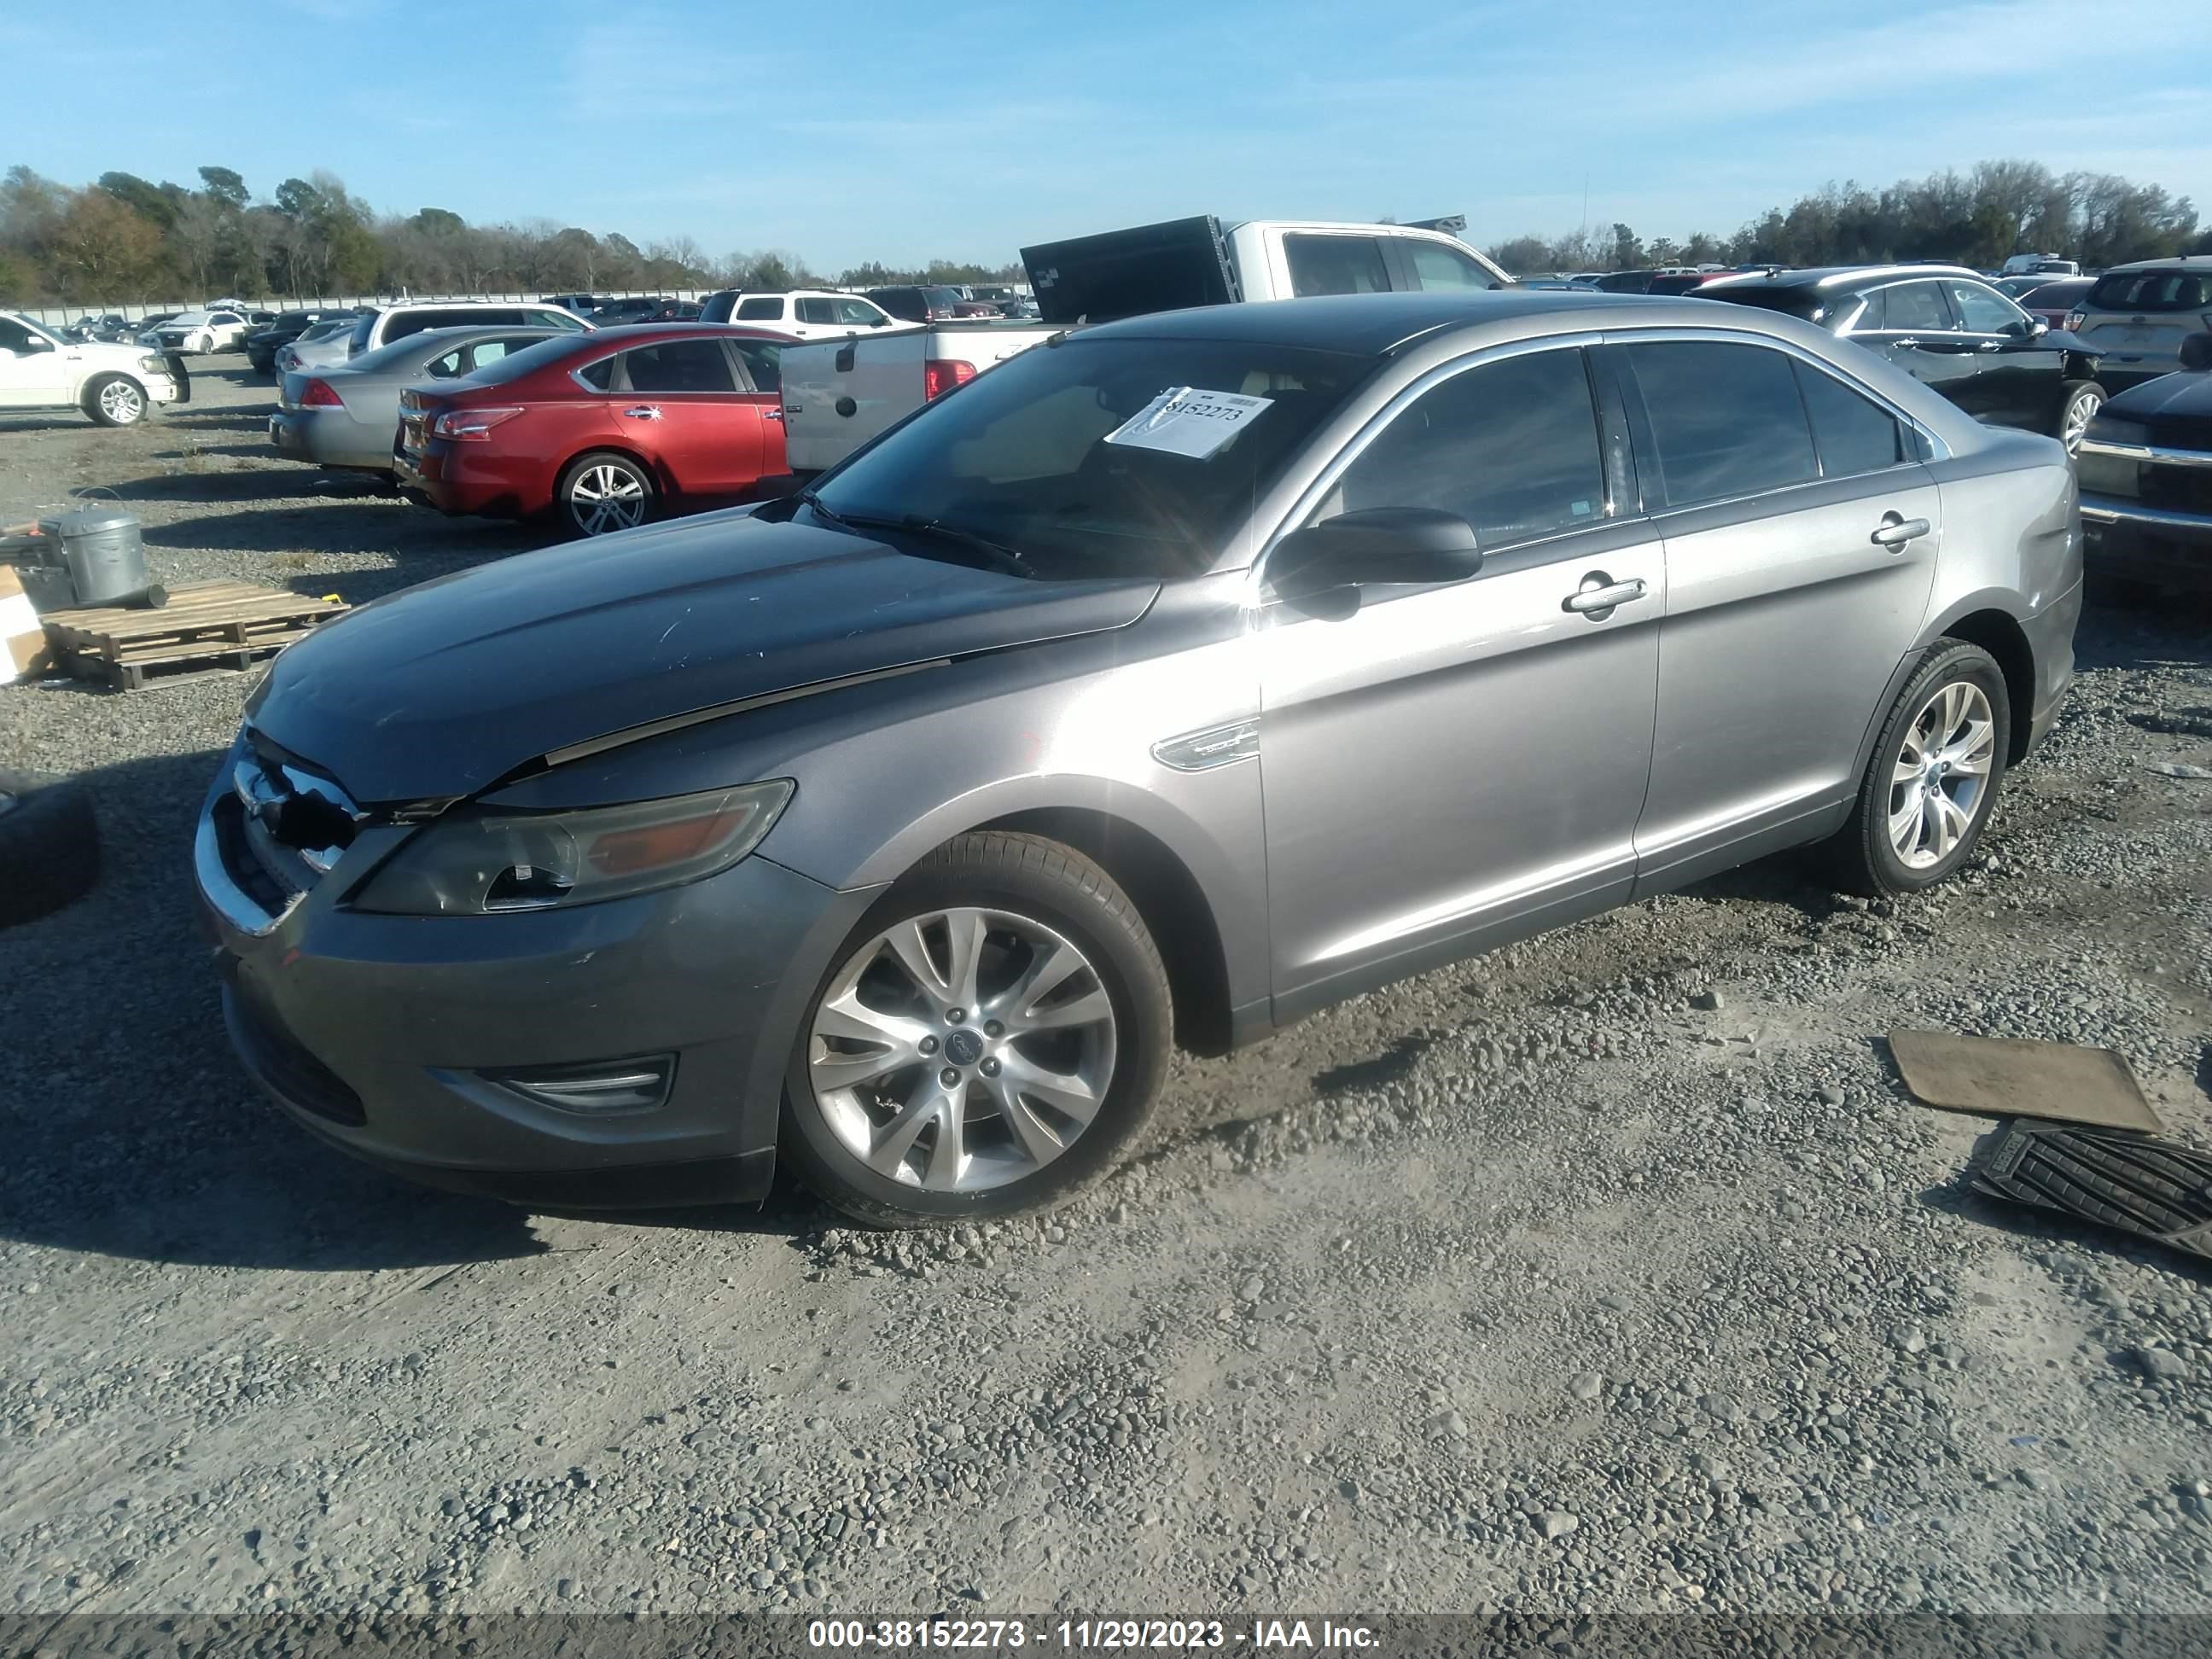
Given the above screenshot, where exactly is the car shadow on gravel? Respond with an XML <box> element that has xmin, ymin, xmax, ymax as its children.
<box><xmin>0</xmin><ymin>748</ymin><xmax>549</xmax><ymax>1272</ymax></box>
<box><xmin>104</xmin><ymin>469</ymin><xmax>381</xmax><ymax>508</ymax></box>
<box><xmin>145</xmin><ymin>503</ymin><xmax>533</xmax><ymax>561</ymax></box>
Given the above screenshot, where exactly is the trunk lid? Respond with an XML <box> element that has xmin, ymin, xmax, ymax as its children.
<box><xmin>245</xmin><ymin>512</ymin><xmax>1160</xmax><ymax>805</ymax></box>
<box><xmin>1022</xmin><ymin>215</ymin><xmax>1240</xmax><ymax>326</ymax></box>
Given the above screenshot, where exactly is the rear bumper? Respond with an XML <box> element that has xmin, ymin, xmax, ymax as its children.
<box><xmin>2081</xmin><ymin>496</ymin><xmax>2212</xmax><ymax>590</ymax></box>
<box><xmin>2018</xmin><ymin>578</ymin><xmax>2082</xmax><ymax>753</ymax></box>
<box><xmin>393</xmin><ymin>440</ymin><xmax>544</xmax><ymax>519</ymax></box>
<box><xmin>270</xmin><ymin>407</ymin><xmax>387</xmax><ymax>470</ymax></box>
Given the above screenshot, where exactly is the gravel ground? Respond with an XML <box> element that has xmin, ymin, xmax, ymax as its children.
<box><xmin>3</xmin><ymin>362</ymin><xmax>2211</xmax><ymax>1622</ymax></box>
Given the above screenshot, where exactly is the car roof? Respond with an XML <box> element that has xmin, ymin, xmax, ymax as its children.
<box><xmin>1697</xmin><ymin>264</ymin><xmax>1986</xmax><ymax>293</ymax></box>
<box><xmin>1079</xmin><ymin>288</ymin><xmax>1691</xmax><ymax>355</ymax></box>
<box><xmin>559</xmin><ymin>323</ymin><xmax>802</xmax><ymax>344</ymax></box>
<box><xmin>2098</xmin><ymin>255</ymin><xmax>2212</xmax><ymax>274</ymax></box>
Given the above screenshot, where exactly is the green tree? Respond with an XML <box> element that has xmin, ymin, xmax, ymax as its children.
<box><xmin>96</xmin><ymin>171</ymin><xmax>180</xmax><ymax>232</ymax></box>
<box><xmin>198</xmin><ymin>166</ymin><xmax>249</xmax><ymax>210</ymax></box>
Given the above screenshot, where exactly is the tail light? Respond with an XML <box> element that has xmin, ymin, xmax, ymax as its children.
<box><xmin>923</xmin><ymin>359</ymin><xmax>975</xmax><ymax>400</ymax></box>
<box><xmin>300</xmin><ymin>378</ymin><xmax>345</xmax><ymax>409</ymax></box>
<box><xmin>2062</xmin><ymin>310</ymin><xmax>2083</xmax><ymax>331</ymax></box>
<box><xmin>431</xmin><ymin>406</ymin><xmax>525</xmax><ymax>441</ymax></box>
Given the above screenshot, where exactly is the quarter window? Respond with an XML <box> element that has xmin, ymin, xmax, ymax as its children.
<box><xmin>1324</xmin><ymin>348</ymin><xmax>1606</xmax><ymax>549</ymax></box>
<box><xmin>574</xmin><ymin>356</ymin><xmax>615</xmax><ymax>391</ymax></box>
<box><xmin>1284</xmin><ymin>235</ymin><xmax>1391</xmax><ymax>298</ymax></box>
<box><xmin>1624</xmin><ymin>341</ymin><xmax>1817</xmax><ymax>509</ymax></box>
<box><xmin>620</xmin><ymin>339</ymin><xmax>736</xmax><ymax>393</ymax></box>
<box><xmin>1791</xmin><ymin>361</ymin><xmax>1909</xmax><ymax>478</ymax></box>
<box><xmin>795</xmin><ymin>298</ymin><xmax>835</xmax><ymax>325</ymax></box>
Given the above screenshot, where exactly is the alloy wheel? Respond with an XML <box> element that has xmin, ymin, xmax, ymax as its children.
<box><xmin>1887</xmin><ymin>680</ymin><xmax>1995</xmax><ymax>870</ymax></box>
<box><xmin>568</xmin><ymin>463</ymin><xmax>649</xmax><ymax>535</ymax></box>
<box><xmin>805</xmin><ymin>906</ymin><xmax>1118</xmax><ymax>1192</ymax></box>
<box><xmin>2061</xmin><ymin>387</ymin><xmax>2100</xmax><ymax>454</ymax></box>
<box><xmin>99</xmin><ymin>381</ymin><xmax>143</xmax><ymax>424</ymax></box>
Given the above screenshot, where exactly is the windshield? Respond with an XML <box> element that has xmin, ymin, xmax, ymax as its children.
<box><xmin>923</xmin><ymin>287</ymin><xmax>964</xmax><ymax>310</ymax></box>
<box><xmin>810</xmin><ymin>335</ymin><xmax>1372</xmax><ymax>579</ymax></box>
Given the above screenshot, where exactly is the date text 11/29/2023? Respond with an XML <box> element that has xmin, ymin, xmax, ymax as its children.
<box><xmin>807</xmin><ymin>1618</ymin><xmax>1381</xmax><ymax>1650</ymax></box>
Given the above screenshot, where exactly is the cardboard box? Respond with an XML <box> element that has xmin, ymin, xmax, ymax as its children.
<box><xmin>0</xmin><ymin>565</ymin><xmax>56</xmax><ymax>684</ymax></box>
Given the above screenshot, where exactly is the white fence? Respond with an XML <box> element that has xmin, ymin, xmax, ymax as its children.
<box><xmin>15</xmin><ymin>288</ymin><xmax>713</xmax><ymax>329</ymax></box>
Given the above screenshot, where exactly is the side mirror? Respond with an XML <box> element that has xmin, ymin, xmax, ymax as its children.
<box><xmin>2026</xmin><ymin>317</ymin><xmax>2049</xmax><ymax>339</ymax></box>
<box><xmin>2180</xmin><ymin>331</ymin><xmax>2212</xmax><ymax>373</ymax></box>
<box><xmin>1269</xmin><ymin>507</ymin><xmax>1482</xmax><ymax>595</ymax></box>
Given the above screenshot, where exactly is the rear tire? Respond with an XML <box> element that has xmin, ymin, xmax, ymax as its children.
<box><xmin>2058</xmin><ymin>381</ymin><xmax>2103</xmax><ymax>454</ymax></box>
<box><xmin>83</xmin><ymin>374</ymin><xmax>147</xmax><ymax>428</ymax></box>
<box><xmin>555</xmin><ymin>451</ymin><xmax>655</xmax><ymax>538</ymax></box>
<box><xmin>0</xmin><ymin>768</ymin><xmax>100</xmax><ymax>927</ymax></box>
<box><xmin>1822</xmin><ymin>640</ymin><xmax>2010</xmax><ymax>898</ymax></box>
<box><xmin>781</xmin><ymin>832</ymin><xmax>1173</xmax><ymax>1228</ymax></box>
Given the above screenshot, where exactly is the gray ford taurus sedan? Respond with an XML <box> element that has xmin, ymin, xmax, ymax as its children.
<box><xmin>269</xmin><ymin>326</ymin><xmax>562</xmax><ymax>473</ymax></box>
<box><xmin>197</xmin><ymin>289</ymin><xmax>2082</xmax><ymax>1226</ymax></box>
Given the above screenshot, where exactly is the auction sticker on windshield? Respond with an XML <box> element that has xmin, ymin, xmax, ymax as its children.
<box><xmin>1103</xmin><ymin>387</ymin><xmax>1273</xmax><ymax>460</ymax></box>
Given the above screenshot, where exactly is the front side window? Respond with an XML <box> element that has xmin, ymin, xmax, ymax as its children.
<box><xmin>1948</xmin><ymin>282</ymin><xmax>2025</xmax><ymax>335</ymax></box>
<box><xmin>1881</xmin><ymin>282</ymin><xmax>1953</xmax><ymax>333</ymax></box>
<box><xmin>1402</xmin><ymin>241</ymin><xmax>1502</xmax><ymax>292</ymax></box>
<box><xmin>812</xmin><ymin>336</ymin><xmax>1371</xmax><ymax>579</ymax></box>
<box><xmin>836</xmin><ymin>298</ymin><xmax>884</xmax><ymax>325</ymax></box>
<box><xmin>736</xmin><ymin>297</ymin><xmax>784</xmax><ymax>322</ymax></box>
<box><xmin>1624</xmin><ymin>341</ymin><xmax>1817</xmax><ymax>509</ymax></box>
<box><xmin>620</xmin><ymin>339</ymin><xmax>736</xmax><ymax>393</ymax></box>
<box><xmin>1284</xmin><ymin>234</ymin><xmax>1390</xmax><ymax>298</ymax></box>
<box><xmin>1322</xmin><ymin>349</ymin><xmax>1605</xmax><ymax>549</ymax></box>
<box><xmin>0</xmin><ymin>316</ymin><xmax>49</xmax><ymax>352</ymax></box>
<box><xmin>1792</xmin><ymin>361</ymin><xmax>1909</xmax><ymax>478</ymax></box>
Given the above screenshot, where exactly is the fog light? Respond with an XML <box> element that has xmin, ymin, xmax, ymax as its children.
<box><xmin>481</xmin><ymin>1054</ymin><xmax>676</xmax><ymax>1115</ymax></box>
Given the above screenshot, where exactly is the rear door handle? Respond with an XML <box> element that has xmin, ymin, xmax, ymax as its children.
<box><xmin>1890</xmin><ymin>337</ymin><xmax>1921</xmax><ymax>350</ymax></box>
<box><xmin>762</xmin><ymin>407</ymin><xmax>783</xmax><ymax>422</ymax></box>
<box><xmin>622</xmin><ymin>405</ymin><xmax>662</xmax><ymax>420</ymax></box>
<box><xmin>1871</xmin><ymin>514</ymin><xmax>1931</xmax><ymax>548</ymax></box>
<box><xmin>1563</xmin><ymin>574</ymin><xmax>1648</xmax><ymax>617</ymax></box>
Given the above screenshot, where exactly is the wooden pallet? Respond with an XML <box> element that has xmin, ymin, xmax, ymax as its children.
<box><xmin>42</xmin><ymin>579</ymin><xmax>348</xmax><ymax>692</ymax></box>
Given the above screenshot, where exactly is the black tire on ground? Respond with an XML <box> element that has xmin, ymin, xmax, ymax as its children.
<box><xmin>2058</xmin><ymin>380</ymin><xmax>2104</xmax><ymax>452</ymax></box>
<box><xmin>81</xmin><ymin>374</ymin><xmax>147</xmax><ymax>428</ymax></box>
<box><xmin>1822</xmin><ymin>639</ymin><xmax>2011</xmax><ymax>899</ymax></box>
<box><xmin>554</xmin><ymin>450</ymin><xmax>657</xmax><ymax>539</ymax></box>
<box><xmin>781</xmin><ymin>831</ymin><xmax>1174</xmax><ymax>1228</ymax></box>
<box><xmin>0</xmin><ymin>768</ymin><xmax>101</xmax><ymax>927</ymax></box>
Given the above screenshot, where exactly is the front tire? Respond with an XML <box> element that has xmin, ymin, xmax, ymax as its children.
<box><xmin>1825</xmin><ymin>640</ymin><xmax>2010</xmax><ymax>897</ymax></box>
<box><xmin>556</xmin><ymin>450</ymin><xmax>655</xmax><ymax>538</ymax></box>
<box><xmin>2058</xmin><ymin>381</ymin><xmax>2103</xmax><ymax>454</ymax></box>
<box><xmin>83</xmin><ymin>374</ymin><xmax>147</xmax><ymax>428</ymax></box>
<box><xmin>782</xmin><ymin>832</ymin><xmax>1173</xmax><ymax>1227</ymax></box>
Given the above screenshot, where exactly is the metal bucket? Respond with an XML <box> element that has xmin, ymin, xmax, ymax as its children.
<box><xmin>36</xmin><ymin>507</ymin><xmax>148</xmax><ymax>608</ymax></box>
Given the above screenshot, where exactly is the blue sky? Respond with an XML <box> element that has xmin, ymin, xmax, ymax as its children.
<box><xmin>9</xmin><ymin>0</ymin><xmax>2209</xmax><ymax>269</ymax></box>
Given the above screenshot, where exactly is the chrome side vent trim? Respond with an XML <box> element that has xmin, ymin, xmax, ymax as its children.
<box><xmin>1153</xmin><ymin>719</ymin><xmax>1260</xmax><ymax>771</ymax></box>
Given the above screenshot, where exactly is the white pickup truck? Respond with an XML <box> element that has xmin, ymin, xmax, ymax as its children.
<box><xmin>778</xmin><ymin>215</ymin><xmax>1511</xmax><ymax>474</ymax></box>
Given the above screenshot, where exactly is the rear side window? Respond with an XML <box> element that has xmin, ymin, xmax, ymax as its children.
<box><xmin>2084</xmin><ymin>269</ymin><xmax>2212</xmax><ymax>311</ymax></box>
<box><xmin>1284</xmin><ymin>234</ymin><xmax>1390</xmax><ymax>298</ymax></box>
<box><xmin>1625</xmin><ymin>341</ymin><xmax>1817</xmax><ymax>509</ymax></box>
<box><xmin>732</xmin><ymin>341</ymin><xmax>783</xmax><ymax>392</ymax></box>
<box><xmin>1881</xmin><ymin>282</ymin><xmax>1953</xmax><ymax>333</ymax></box>
<box><xmin>1792</xmin><ymin>361</ymin><xmax>1909</xmax><ymax>477</ymax></box>
<box><xmin>1402</xmin><ymin>240</ymin><xmax>1501</xmax><ymax>291</ymax></box>
<box><xmin>736</xmin><ymin>297</ymin><xmax>784</xmax><ymax>322</ymax></box>
<box><xmin>620</xmin><ymin>339</ymin><xmax>736</xmax><ymax>393</ymax></box>
<box><xmin>1327</xmin><ymin>347</ymin><xmax>1605</xmax><ymax>549</ymax></box>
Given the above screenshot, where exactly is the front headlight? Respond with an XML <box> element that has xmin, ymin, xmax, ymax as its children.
<box><xmin>349</xmin><ymin>781</ymin><xmax>794</xmax><ymax>916</ymax></box>
<box><xmin>139</xmin><ymin>353</ymin><xmax>169</xmax><ymax>375</ymax></box>
<box><xmin>2081</xmin><ymin>416</ymin><xmax>2150</xmax><ymax>449</ymax></box>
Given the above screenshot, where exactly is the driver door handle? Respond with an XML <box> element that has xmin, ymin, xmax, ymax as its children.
<box><xmin>1563</xmin><ymin>576</ymin><xmax>1647</xmax><ymax>614</ymax></box>
<box><xmin>622</xmin><ymin>405</ymin><xmax>662</xmax><ymax>420</ymax></box>
<box><xmin>1871</xmin><ymin>515</ymin><xmax>1931</xmax><ymax>548</ymax></box>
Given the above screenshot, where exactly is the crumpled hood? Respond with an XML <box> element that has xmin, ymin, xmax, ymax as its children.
<box><xmin>246</xmin><ymin>512</ymin><xmax>1159</xmax><ymax>806</ymax></box>
<box><xmin>2105</xmin><ymin>369</ymin><xmax>2212</xmax><ymax>426</ymax></box>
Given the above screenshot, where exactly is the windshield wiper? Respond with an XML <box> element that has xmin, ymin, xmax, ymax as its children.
<box><xmin>818</xmin><ymin>507</ymin><xmax>1033</xmax><ymax>579</ymax></box>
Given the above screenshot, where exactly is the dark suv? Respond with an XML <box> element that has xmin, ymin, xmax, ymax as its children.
<box><xmin>246</xmin><ymin>309</ymin><xmax>348</xmax><ymax>377</ymax></box>
<box><xmin>1696</xmin><ymin>265</ymin><xmax>2108</xmax><ymax>452</ymax></box>
<box><xmin>862</xmin><ymin>284</ymin><xmax>967</xmax><ymax>323</ymax></box>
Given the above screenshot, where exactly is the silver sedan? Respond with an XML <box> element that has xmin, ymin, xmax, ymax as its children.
<box><xmin>269</xmin><ymin>327</ymin><xmax>562</xmax><ymax>472</ymax></box>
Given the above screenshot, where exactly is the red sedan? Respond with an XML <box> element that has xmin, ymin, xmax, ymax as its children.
<box><xmin>393</xmin><ymin>324</ymin><xmax>795</xmax><ymax>538</ymax></box>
